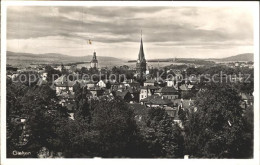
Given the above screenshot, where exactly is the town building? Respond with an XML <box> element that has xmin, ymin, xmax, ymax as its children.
<box><xmin>85</xmin><ymin>80</ymin><xmax>96</xmax><ymax>89</ymax></box>
<box><xmin>122</xmin><ymin>79</ymin><xmax>140</xmax><ymax>88</ymax></box>
<box><xmin>97</xmin><ymin>80</ymin><xmax>107</xmax><ymax>88</ymax></box>
<box><xmin>139</xmin><ymin>86</ymin><xmax>159</xmax><ymax>101</ymax></box>
<box><xmin>144</xmin><ymin>79</ymin><xmax>157</xmax><ymax>87</ymax></box>
<box><xmin>155</xmin><ymin>87</ymin><xmax>179</xmax><ymax>100</ymax></box>
<box><xmin>88</xmin><ymin>87</ymin><xmax>104</xmax><ymax>98</ymax></box>
<box><xmin>54</xmin><ymin>75</ymin><xmax>75</xmax><ymax>95</ymax></box>
<box><xmin>90</xmin><ymin>51</ymin><xmax>98</xmax><ymax>68</ymax></box>
<box><xmin>140</xmin><ymin>94</ymin><xmax>173</xmax><ymax>108</ymax></box>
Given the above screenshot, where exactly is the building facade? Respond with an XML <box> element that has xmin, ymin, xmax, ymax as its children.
<box><xmin>90</xmin><ymin>51</ymin><xmax>98</xmax><ymax>68</ymax></box>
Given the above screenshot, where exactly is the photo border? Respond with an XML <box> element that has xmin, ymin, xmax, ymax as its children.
<box><xmin>1</xmin><ymin>1</ymin><xmax>259</xmax><ymax>165</ymax></box>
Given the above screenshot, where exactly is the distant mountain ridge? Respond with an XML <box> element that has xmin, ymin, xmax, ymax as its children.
<box><xmin>6</xmin><ymin>51</ymin><xmax>253</xmax><ymax>67</ymax></box>
<box><xmin>7</xmin><ymin>51</ymin><xmax>124</xmax><ymax>67</ymax></box>
<box><xmin>214</xmin><ymin>53</ymin><xmax>254</xmax><ymax>62</ymax></box>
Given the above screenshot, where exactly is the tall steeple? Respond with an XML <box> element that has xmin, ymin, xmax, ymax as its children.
<box><xmin>138</xmin><ymin>38</ymin><xmax>146</xmax><ymax>62</ymax></box>
<box><xmin>136</xmin><ymin>30</ymin><xmax>147</xmax><ymax>78</ymax></box>
<box><xmin>138</xmin><ymin>31</ymin><xmax>146</xmax><ymax>62</ymax></box>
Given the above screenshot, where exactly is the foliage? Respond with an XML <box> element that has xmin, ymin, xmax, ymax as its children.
<box><xmin>141</xmin><ymin>107</ymin><xmax>184</xmax><ymax>158</ymax></box>
<box><xmin>6</xmin><ymin>83</ymin><xmax>69</xmax><ymax>157</ymax></box>
<box><xmin>184</xmin><ymin>83</ymin><xmax>253</xmax><ymax>158</ymax></box>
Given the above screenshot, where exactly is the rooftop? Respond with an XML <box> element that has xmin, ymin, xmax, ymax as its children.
<box><xmin>156</xmin><ymin>87</ymin><xmax>178</xmax><ymax>93</ymax></box>
<box><xmin>141</xmin><ymin>94</ymin><xmax>173</xmax><ymax>105</ymax></box>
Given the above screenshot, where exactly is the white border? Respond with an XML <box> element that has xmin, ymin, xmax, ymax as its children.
<box><xmin>1</xmin><ymin>1</ymin><xmax>259</xmax><ymax>165</ymax></box>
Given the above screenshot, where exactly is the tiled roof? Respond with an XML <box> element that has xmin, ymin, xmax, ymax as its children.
<box><xmin>123</xmin><ymin>80</ymin><xmax>140</xmax><ymax>84</ymax></box>
<box><xmin>54</xmin><ymin>75</ymin><xmax>75</xmax><ymax>87</ymax></box>
<box><xmin>89</xmin><ymin>86</ymin><xmax>102</xmax><ymax>91</ymax></box>
<box><xmin>57</xmin><ymin>91</ymin><xmax>74</xmax><ymax>99</ymax></box>
<box><xmin>141</xmin><ymin>94</ymin><xmax>172</xmax><ymax>105</ymax></box>
<box><xmin>241</xmin><ymin>93</ymin><xmax>253</xmax><ymax>100</ymax></box>
<box><xmin>156</xmin><ymin>87</ymin><xmax>178</xmax><ymax>93</ymax></box>
<box><xmin>173</xmin><ymin>99</ymin><xmax>195</xmax><ymax>109</ymax></box>
<box><xmin>144</xmin><ymin>79</ymin><xmax>157</xmax><ymax>83</ymax></box>
<box><xmin>115</xmin><ymin>91</ymin><xmax>130</xmax><ymax>98</ymax></box>
<box><xmin>140</xmin><ymin>86</ymin><xmax>159</xmax><ymax>90</ymax></box>
<box><xmin>179</xmin><ymin>84</ymin><xmax>194</xmax><ymax>91</ymax></box>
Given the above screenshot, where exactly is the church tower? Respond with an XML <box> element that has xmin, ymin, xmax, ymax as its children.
<box><xmin>136</xmin><ymin>33</ymin><xmax>146</xmax><ymax>77</ymax></box>
<box><xmin>90</xmin><ymin>51</ymin><xmax>98</xmax><ymax>68</ymax></box>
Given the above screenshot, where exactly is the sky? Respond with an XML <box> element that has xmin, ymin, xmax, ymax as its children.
<box><xmin>7</xmin><ymin>6</ymin><xmax>254</xmax><ymax>60</ymax></box>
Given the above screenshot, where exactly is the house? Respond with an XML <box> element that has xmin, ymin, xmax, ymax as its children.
<box><xmin>173</xmin><ymin>99</ymin><xmax>195</xmax><ymax>113</ymax></box>
<box><xmin>179</xmin><ymin>84</ymin><xmax>194</xmax><ymax>91</ymax></box>
<box><xmin>110</xmin><ymin>80</ymin><xmax>120</xmax><ymax>91</ymax></box>
<box><xmin>122</xmin><ymin>79</ymin><xmax>140</xmax><ymax>88</ymax></box>
<box><xmin>163</xmin><ymin>106</ymin><xmax>184</xmax><ymax>128</ymax></box>
<box><xmin>54</xmin><ymin>75</ymin><xmax>75</xmax><ymax>95</ymax></box>
<box><xmin>240</xmin><ymin>93</ymin><xmax>254</xmax><ymax>107</ymax></box>
<box><xmin>88</xmin><ymin>87</ymin><xmax>104</xmax><ymax>98</ymax></box>
<box><xmin>7</xmin><ymin>73</ymin><xmax>19</xmax><ymax>81</ymax></box>
<box><xmin>97</xmin><ymin>80</ymin><xmax>107</xmax><ymax>88</ymax></box>
<box><xmin>117</xmin><ymin>84</ymin><xmax>127</xmax><ymax>92</ymax></box>
<box><xmin>165</xmin><ymin>76</ymin><xmax>178</xmax><ymax>87</ymax></box>
<box><xmin>101</xmin><ymin>89</ymin><xmax>114</xmax><ymax>100</ymax></box>
<box><xmin>139</xmin><ymin>86</ymin><xmax>159</xmax><ymax>101</ymax></box>
<box><xmin>38</xmin><ymin>70</ymin><xmax>48</xmax><ymax>81</ymax></box>
<box><xmin>166</xmin><ymin>79</ymin><xmax>176</xmax><ymax>87</ymax></box>
<box><xmin>127</xmin><ymin>87</ymin><xmax>140</xmax><ymax>103</ymax></box>
<box><xmin>57</xmin><ymin>91</ymin><xmax>75</xmax><ymax>111</ymax></box>
<box><xmin>144</xmin><ymin>79</ymin><xmax>157</xmax><ymax>86</ymax></box>
<box><xmin>140</xmin><ymin>94</ymin><xmax>173</xmax><ymax>108</ymax></box>
<box><xmin>164</xmin><ymin>106</ymin><xmax>178</xmax><ymax>118</ymax></box>
<box><xmin>86</xmin><ymin>80</ymin><xmax>96</xmax><ymax>89</ymax></box>
<box><xmin>7</xmin><ymin>65</ymin><xmax>18</xmax><ymax>72</ymax></box>
<box><xmin>179</xmin><ymin>83</ymin><xmax>196</xmax><ymax>98</ymax></box>
<box><xmin>155</xmin><ymin>87</ymin><xmax>179</xmax><ymax>100</ymax></box>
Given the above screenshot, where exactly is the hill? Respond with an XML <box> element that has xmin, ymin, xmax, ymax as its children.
<box><xmin>7</xmin><ymin>51</ymin><xmax>124</xmax><ymax>67</ymax></box>
<box><xmin>217</xmin><ymin>53</ymin><xmax>254</xmax><ymax>62</ymax></box>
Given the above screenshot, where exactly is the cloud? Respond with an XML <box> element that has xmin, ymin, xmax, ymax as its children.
<box><xmin>6</xmin><ymin>6</ymin><xmax>254</xmax><ymax>58</ymax></box>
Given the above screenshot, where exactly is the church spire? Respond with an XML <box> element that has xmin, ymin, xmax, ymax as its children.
<box><xmin>138</xmin><ymin>31</ymin><xmax>146</xmax><ymax>62</ymax></box>
<box><xmin>136</xmin><ymin>31</ymin><xmax>147</xmax><ymax>78</ymax></box>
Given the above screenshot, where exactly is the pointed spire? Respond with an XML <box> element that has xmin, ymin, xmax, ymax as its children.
<box><xmin>138</xmin><ymin>30</ymin><xmax>145</xmax><ymax>62</ymax></box>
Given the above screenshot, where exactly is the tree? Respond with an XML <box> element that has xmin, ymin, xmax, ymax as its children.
<box><xmin>184</xmin><ymin>83</ymin><xmax>253</xmax><ymax>158</ymax></box>
<box><xmin>143</xmin><ymin>107</ymin><xmax>184</xmax><ymax>158</ymax></box>
<box><xmin>6</xmin><ymin>82</ymin><xmax>29</xmax><ymax>157</ymax></box>
<box><xmin>7</xmin><ymin>84</ymin><xmax>69</xmax><ymax>158</ymax></box>
<box><xmin>44</xmin><ymin>65</ymin><xmax>61</xmax><ymax>83</ymax></box>
<box><xmin>57</xmin><ymin>97</ymin><xmax>144</xmax><ymax>158</ymax></box>
<box><xmin>106</xmin><ymin>81</ymin><xmax>111</xmax><ymax>89</ymax></box>
<box><xmin>91</xmin><ymin>98</ymin><xmax>141</xmax><ymax>157</ymax></box>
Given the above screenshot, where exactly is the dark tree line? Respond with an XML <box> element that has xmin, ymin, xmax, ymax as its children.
<box><xmin>6</xmin><ymin>79</ymin><xmax>253</xmax><ymax>158</ymax></box>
